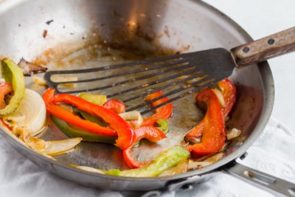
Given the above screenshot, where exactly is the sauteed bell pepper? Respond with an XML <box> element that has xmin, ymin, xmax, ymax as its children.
<box><xmin>185</xmin><ymin>79</ymin><xmax>236</xmax><ymax>145</ymax></box>
<box><xmin>78</xmin><ymin>93</ymin><xmax>108</xmax><ymax>126</ymax></box>
<box><xmin>123</xmin><ymin>126</ymin><xmax>166</xmax><ymax>168</ymax></box>
<box><xmin>103</xmin><ymin>99</ymin><xmax>126</xmax><ymax>114</ymax></box>
<box><xmin>79</xmin><ymin>93</ymin><xmax>107</xmax><ymax>106</ymax></box>
<box><xmin>0</xmin><ymin>83</ymin><xmax>12</xmax><ymax>109</ymax></box>
<box><xmin>184</xmin><ymin>122</ymin><xmax>204</xmax><ymax>143</ymax></box>
<box><xmin>0</xmin><ymin>58</ymin><xmax>25</xmax><ymax>115</ymax></box>
<box><xmin>43</xmin><ymin>88</ymin><xmax>133</xmax><ymax>149</ymax></box>
<box><xmin>43</xmin><ymin>89</ymin><xmax>116</xmax><ymax>136</ymax></box>
<box><xmin>187</xmin><ymin>88</ymin><xmax>226</xmax><ymax>156</ymax></box>
<box><xmin>156</xmin><ymin>119</ymin><xmax>169</xmax><ymax>134</ymax></box>
<box><xmin>107</xmin><ymin>146</ymin><xmax>190</xmax><ymax>177</ymax></box>
<box><xmin>142</xmin><ymin>90</ymin><xmax>173</xmax><ymax>126</ymax></box>
<box><xmin>51</xmin><ymin>116</ymin><xmax>116</xmax><ymax>143</ymax></box>
<box><xmin>218</xmin><ymin>79</ymin><xmax>236</xmax><ymax>117</ymax></box>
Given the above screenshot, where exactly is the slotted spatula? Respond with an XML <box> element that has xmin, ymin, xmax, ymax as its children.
<box><xmin>44</xmin><ymin>27</ymin><xmax>295</xmax><ymax>114</ymax></box>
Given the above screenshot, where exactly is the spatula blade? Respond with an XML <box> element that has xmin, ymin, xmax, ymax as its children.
<box><xmin>184</xmin><ymin>48</ymin><xmax>236</xmax><ymax>82</ymax></box>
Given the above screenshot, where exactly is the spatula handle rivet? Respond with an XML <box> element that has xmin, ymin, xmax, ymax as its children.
<box><xmin>242</xmin><ymin>47</ymin><xmax>250</xmax><ymax>53</ymax></box>
<box><xmin>267</xmin><ymin>38</ymin><xmax>275</xmax><ymax>45</ymax></box>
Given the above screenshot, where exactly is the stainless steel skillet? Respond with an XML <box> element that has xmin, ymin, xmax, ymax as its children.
<box><xmin>0</xmin><ymin>0</ymin><xmax>293</xmax><ymax>196</ymax></box>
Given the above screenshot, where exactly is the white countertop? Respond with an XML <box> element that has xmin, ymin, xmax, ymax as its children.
<box><xmin>204</xmin><ymin>0</ymin><xmax>295</xmax><ymax>132</ymax></box>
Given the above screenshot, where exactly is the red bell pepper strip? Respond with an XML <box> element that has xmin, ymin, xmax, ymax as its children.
<box><xmin>218</xmin><ymin>79</ymin><xmax>236</xmax><ymax>117</ymax></box>
<box><xmin>142</xmin><ymin>105</ymin><xmax>173</xmax><ymax>126</ymax></box>
<box><xmin>142</xmin><ymin>91</ymin><xmax>173</xmax><ymax>126</ymax></box>
<box><xmin>0</xmin><ymin>118</ymin><xmax>12</xmax><ymax>130</ymax></box>
<box><xmin>48</xmin><ymin>90</ymin><xmax>134</xmax><ymax>149</ymax></box>
<box><xmin>184</xmin><ymin>122</ymin><xmax>204</xmax><ymax>142</ymax></box>
<box><xmin>123</xmin><ymin>126</ymin><xmax>166</xmax><ymax>168</ymax></box>
<box><xmin>145</xmin><ymin>90</ymin><xmax>163</xmax><ymax>101</ymax></box>
<box><xmin>145</xmin><ymin>90</ymin><xmax>169</xmax><ymax>107</ymax></box>
<box><xmin>151</xmin><ymin>97</ymin><xmax>169</xmax><ymax>108</ymax></box>
<box><xmin>0</xmin><ymin>83</ymin><xmax>12</xmax><ymax>109</ymax></box>
<box><xmin>43</xmin><ymin>89</ymin><xmax>117</xmax><ymax>137</ymax></box>
<box><xmin>103</xmin><ymin>99</ymin><xmax>126</xmax><ymax>114</ymax></box>
<box><xmin>185</xmin><ymin>79</ymin><xmax>236</xmax><ymax>143</ymax></box>
<box><xmin>187</xmin><ymin>88</ymin><xmax>225</xmax><ymax>156</ymax></box>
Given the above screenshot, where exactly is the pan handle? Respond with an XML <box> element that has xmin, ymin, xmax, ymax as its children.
<box><xmin>231</xmin><ymin>26</ymin><xmax>295</xmax><ymax>66</ymax></box>
<box><xmin>142</xmin><ymin>160</ymin><xmax>295</xmax><ymax>197</ymax></box>
<box><xmin>224</xmin><ymin>162</ymin><xmax>295</xmax><ymax>197</ymax></box>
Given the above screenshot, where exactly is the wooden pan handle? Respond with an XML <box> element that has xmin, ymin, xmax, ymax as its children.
<box><xmin>231</xmin><ymin>26</ymin><xmax>295</xmax><ymax>66</ymax></box>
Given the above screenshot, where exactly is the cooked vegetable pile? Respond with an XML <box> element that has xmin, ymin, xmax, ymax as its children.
<box><xmin>0</xmin><ymin>58</ymin><xmax>240</xmax><ymax>177</ymax></box>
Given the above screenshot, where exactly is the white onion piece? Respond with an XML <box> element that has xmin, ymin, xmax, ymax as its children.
<box><xmin>227</xmin><ymin>128</ymin><xmax>242</xmax><ymax>140</ymax></box>
<box><xmin>119</xmin><ymin>111</ymin><xmax>143</xmax><ymax>127</ymax></box>
<box><xmin>4</xmin><ymin>89</ymin><xmax>46</xmax><ymax>136</ymax></box>
<box><xmin>188</xmin><ymin>153</ymin><xmax>224</xmax><ymax>170</ymax></box>
<box><xmin>212</xmin><ymin>88</ymin><xmax>225</xmax><ymax>107</ymax></box>
<box><xmin>23</xmin><ymin>133</ymin><xmax>82</xmax><ymax>156</ymax></box>
<box><xmin>42</xmin><ymin>137</ymin><xmax>82</xmax><ymax>156</ymax></box>
<box><xmin>75</xmin><ymin>166</ymin><xmax>104</xmax><ymax>174</ymax></box>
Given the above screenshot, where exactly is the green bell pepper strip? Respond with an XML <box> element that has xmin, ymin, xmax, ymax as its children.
<box><xmin>78</xmin><ymin>111</ymin><xmax>108</xmax><ymax>127</ymax></box>
<box><xmin>79</xmin><ymin>93</ymin><xmax>107</xmax><ymax>106</ymax></box>
<box><xmin>0</xmin><ymin>58</ymin><xmax>25</xmax><ymax>116</ymax></box>
<box><xmin>105</xmin><ymin>146</ymin><xmax>190</xmax><ymax>177</ymax></box>
<box><xmin>156</xmin><ymin>119</ymin><xmax>169</xmax><ymax>134</ymax></box>
<box><xmin>44</xmin><ymin>89</ymin><xmax>134</xmax><ymax>149</ymax></box>
<box><xmin>51</xmin><ymin>116</ymin><xmax>116</xmax><ymax>143</ymax></box>
<box><xmin>78</xmin><ymin>93</ymin><xmax>108</xmax><ymax>126</ymax></box>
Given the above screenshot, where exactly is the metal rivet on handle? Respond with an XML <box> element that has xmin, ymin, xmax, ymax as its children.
<box><xmin>243</xmin><ymin>170</ymin><xmax>251</xmax><ymax>177</ymax></box>
<box><xmin>268</xmin><ymin>38</ymin><xmax>275</xmax><ymax>45</ymax></box>
<box><xmin>243</xmin><ymin>47</ymin><xmax>250</xmax><ymax>53</ymax></box>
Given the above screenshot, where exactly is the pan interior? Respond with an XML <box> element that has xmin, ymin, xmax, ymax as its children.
<box><xmin>0</xmin><ymin>0</ymin><xmax>267</xmax><ymax>173</ymax></box>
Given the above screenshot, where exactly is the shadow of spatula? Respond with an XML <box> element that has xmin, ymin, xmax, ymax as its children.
<box><xmin>44</xmin><ymin>27</ymin><xmax>295</xmax><ymax>114</ymax></box>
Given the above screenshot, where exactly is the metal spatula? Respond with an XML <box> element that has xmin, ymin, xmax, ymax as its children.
<box><xmin>44</xmin><ymin>27</ymin><xmax>295</xmax><ymax>114</ymax></box>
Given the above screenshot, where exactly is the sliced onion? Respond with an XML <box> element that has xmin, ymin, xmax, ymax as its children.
<box><xmin>0</xmin><ymin>78</ymin><xmax>5</xmax><ymax>83</ymax></box>
<box><xmin>159</xmin><ymin>160</ymin><xmax>188</xmax><ymax>176</ymax></box>
<box><xmin>119</xmin><ymin>111</ymin><xmax>143</xmax><ymax>127</ymax></box>
<box><xmin>75</xmin><ymin>165</ymin><xmax>104</xmax><ymax>174</ymax></box>
<box><xmin>42</xmin><ymin>137</ymin><xmax>82</xmax><ymax>156</ymax></box>
<box><xmin>227</xmin><ymin>128</ymin><xmax>242</xmax><ymax>140</ymax></box>
<box><xmin>22</xmin><ymin>131</ymin><xmax>82</xmax><ymax>156</ymax></box>
<box><xmin>212</xmin><ymin>88</ymin><xmax>225</xmax><ymax>107</ymax></box>
<box><xmin>7</xmin><ymin>124</ymin><xmax>82</xmax><ymax>157</ymax></box>
<box><xmin>188</xmin><ymin>152</ymin><xmax>224</xmax><ymax>170</ymax></box>
<box><xmin>4</xmin><ymin>89</ymin><xmax>46</xmax><ymax>136</ymax></box>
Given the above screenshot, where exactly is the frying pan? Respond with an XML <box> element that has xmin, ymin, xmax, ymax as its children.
<box><xmin>0</xmin><ymin>0</ymin><xmax>294</xmax><ymax>196</ymax></box>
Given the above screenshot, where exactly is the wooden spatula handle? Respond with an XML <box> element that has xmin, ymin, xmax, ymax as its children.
<box><xmin>231</xmin><ymin>26</ymin><xmax>295</xmax><ymax>66</ymax></box>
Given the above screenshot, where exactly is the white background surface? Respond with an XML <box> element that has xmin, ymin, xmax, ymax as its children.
<box><xmin>204</xmin><ymin>0</ymin><xmax>295</xmax><ymax>133</ymax></box>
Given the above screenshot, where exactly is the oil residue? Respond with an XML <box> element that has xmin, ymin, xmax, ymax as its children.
<box><xmin>31</xmin><ymin>31</ymin><xmax>201</xmax><ymax>170</ymax></box>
